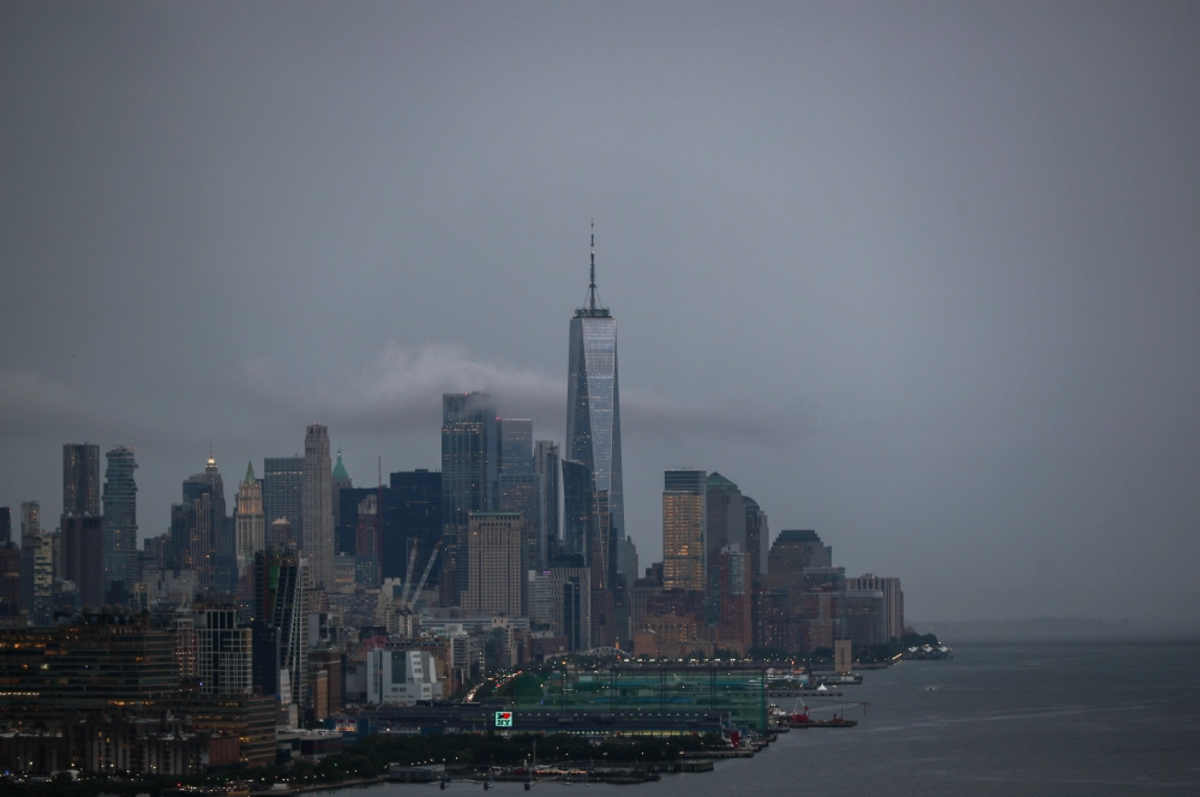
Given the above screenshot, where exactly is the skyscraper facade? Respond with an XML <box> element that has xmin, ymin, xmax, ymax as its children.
<box><xmin>440</xmin><ymin>392</ymin><xmax>498</xmax><ymax>604</ymax></box>
<box><xmin>387</xmin><ymin>470</ymin><xmax>441</xmax><ymax>587</ymax></box>
<box><xmin>565</xmin><ymin>227</ymin><xmax>624</xmax><ymax>586</ymax></box>
<box><xmin>20</xmin><ymin>501</ymin><xmax>40</xmax><ymax>538</ymax></box>
<box><xmin>62</xmin><ymin>514</ymin><xmax>104</xmax><ymax>607</ymax></box>
<box><xmin>63</xmin><ymin>443</ymin><xmax>101</xmax><ymax>518</ymax></box>
<box><xmin>561</xmin><ymin>458</ymin><xmax>596</xmax><ymax>561</ymax></box>
<box><xmin>498</xmin><ymin>419</ymin><xmax>533</xmax><ymax>474</ymax></box>
<box><xmin>463</xmin><ymin>511</ymin><xmax>522</xmax><ymax>616</ymax></box>
<box><xmin>302</xmin><ymin>425</ymin><xmax>335</xmax><ymax>590</ymax></box>
<box><xmin>252</xmin><ymin>545</ymin><xmax>307</xmax><ymax>706</ymax></box>
<box><xmin>102</xmin><ymin>446</ymin><xmax>139</xmax><ymax>596</ymax></box>
<box><xmin>330</xmin><ymin>448</ymin><xmax>352</xmax><ymax>547</ymax></box>
<box><xmin>533</xmin><ymin>440</ymin><xmax>560</xmax><ymax>566</ymax></box>
<box><xmin>705</xmin><ymin>472</ymin><xmax>746</xmax><ymax>623</ymax></box>
<box><xmin>743</xmin><ymin>496</ymin><xmax>770</xmax><ymax>589</ymax></box>
<box><xmin>235</xmin><ymin>462</ymin><xmax>265</xmax><ymax>579</ymax></box>
<box><xmin>262</xmin><ymin>456</ymin><xmax>304</xmax><ymax>538</ymax></box>
<box><xmin>662</xmin><ymin>469</ymin><xmax>707</xmax><ymax>591</ymax></box>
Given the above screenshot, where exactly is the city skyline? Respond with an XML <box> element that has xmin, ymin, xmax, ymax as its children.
<box><xmin>1</xmin><ymin>3</ymin><xmax>1198</xmax><ymax>631</ymax></box>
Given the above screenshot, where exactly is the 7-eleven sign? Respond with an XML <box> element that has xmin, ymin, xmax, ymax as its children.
<box><xmin>494</xmin><ymin>711</ymin><xmax>514</xmax><ymax>728</ymax></box>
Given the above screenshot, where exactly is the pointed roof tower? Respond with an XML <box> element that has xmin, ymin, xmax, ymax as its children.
<box><xmin>243</xmin><ymin>460</ymin><xmax>257</xmax><ymax>485</ymax></box>
<box><xmin>576</xmin><ymin>220</ymin><xmax>611</xmax><ymax>319</ymax></box>
<box><xmin>331</xmin><ymin>447</ymin><xmax>351</xmax><ymax>485</ymax></box>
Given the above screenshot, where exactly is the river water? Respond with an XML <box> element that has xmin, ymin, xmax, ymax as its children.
<box><xmin>330</xmin><ymin>639</ymin><xmax>1200</xmax><ymax>796</ymax></box>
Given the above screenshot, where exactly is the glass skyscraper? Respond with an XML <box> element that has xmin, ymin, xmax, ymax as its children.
<box><xmin>566</xmin><ymin>228</ymin><xmax>624</xmax><ymax>586</ymax></box>
<box><xmin>440</xmin><ymin>392</ymin><xmax>498</xmax><ymax>603</ymax></box>
<box><xmin>102</xmin><ymin>445</ymin><xmax>138</xmax><ymax>595</ymax></box>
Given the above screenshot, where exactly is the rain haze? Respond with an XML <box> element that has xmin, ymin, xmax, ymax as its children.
<box><xmin>1</xmin><ymin>2</ymin><xmax>1198</xmax><ymax>631</ymax></box>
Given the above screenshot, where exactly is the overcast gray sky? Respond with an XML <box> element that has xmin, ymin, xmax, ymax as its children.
<box><xmin>2</xmin><ymin>1</ymin><xmax>1198</xmax><ymax>630</ymax></box>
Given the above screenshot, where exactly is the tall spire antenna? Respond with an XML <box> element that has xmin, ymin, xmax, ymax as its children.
<box><xmin>588</xmin><ymin>218</ymin><xmax>597</xmax><ymax>312</ymax></box>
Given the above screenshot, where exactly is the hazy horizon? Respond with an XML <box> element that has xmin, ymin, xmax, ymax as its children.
<box><xmin>2</xmin><ymin>2</ymin><xmax>1198</xmax><ymax>631</ymax></box>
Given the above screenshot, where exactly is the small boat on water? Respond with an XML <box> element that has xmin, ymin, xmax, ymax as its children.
<box><xmin>788</xmin><ymin>710</ymin><xmax>857</xmax><ymax>729</ymax></box>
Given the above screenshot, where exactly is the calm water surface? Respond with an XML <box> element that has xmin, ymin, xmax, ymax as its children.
<box><xmin>332</xmin><ymin>640</ymin><xmax>1200</xmax><ymax>796</ymax></box>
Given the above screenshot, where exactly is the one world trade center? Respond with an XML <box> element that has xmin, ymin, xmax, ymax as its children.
<box><xmin>566</xmin><ymin>225</ymin><xmax>624</xmax><ymax>587</ymax></box>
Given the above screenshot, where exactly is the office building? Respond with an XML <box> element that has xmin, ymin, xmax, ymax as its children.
<box><xmin>705</xmin><ymin>472</ymin><xmax>746</xmax><ymax>623</ymax></box>
<box><xmin>302</xmin><ymin>424</ymin><xmax>335</xmax><ymax>590</ymax></box>
<box><xmin>235</xmin><ymin>462</ymin><xmax>265</xmax><ymax>579</ymax></box>
<box><xmin>463</xmin><ymin>512</ymin><xmax>522</xmax><ymax>616</ymax></box>
<box><xmin>330</xmin><ymin>448</ymin><xmax>352</xmax><ymax>545</ymax></box>
<box><xmin>842</xmin><ymin>589</ymin><xmax>887</xmax><ymax>647</ymax></box>
<box><xmin>387</xmin><ymin>470</ymin><xmax>442</xmax><ymax>587</ymax></box>
<box><xmin>498</xmin><ymin>471</ymin><xmax>539</xmax><ymax>600</ymax></box>
<box><xmin>847</xmin><ymin>574</ymin><xmax>904</xmax><ymax>641</ymax></box>
<box><xmin>263</xmin><ymin>455</ymin><xmax>304</xmax><ymax>539</ymax></box>
<box><xmin>0</xmin><ymin>506</ymin><xmax>11</xmax><ymax>547</ymax></box>
<box><xmin>102</xmin><ymin>446</ymin><xmax>139</xmax><ymax>596</ymax></box>
<box><xmin>355</xmin><ymin>494</ymin><xmax>381</xmax><ymax>587</ymax></box>
<box><xmin>195</xmin><ymin>600</ymin><xmax>253</xmax><ymax>695</ymax></box>
<box><xmin>662</xmin><ymin>469</ymin><xmax>707</xmax><ymax>591</ymax></box>
<box><xmin>718</xmin><ymin>544</ymin><xmax>753</xmax><ymax>655</ymax></box>
<box><xmin>168</xmin><ymin>460</ymin><xmax>227</xmax><ymax>586</ymax></box>
<box><xmin>366</xmin><ymin>648</ymin><xmax>443</xmax><ymax>705</ymax></box>
<box><xmin>440</xmin><ymin>393</ymin><xmax>498</xmax><ymax>604</ymax></box>
<box><xmin>565</xmin><ymin>226</ymin><xmax>624</xmax><ymax>587</ymax></box>
<box><xmin>63</xmin><ymin>443</ymin><xmax>101</xmax><ymax>517</ymax></box>
<box><xmin>0</xmin><ymin>612</ymin><xmax>178</xmax><ymax>712</ymax></box>
<box><xmin>548</xmin><ymin>565</ymin><xmax>591</xmax><ymax>651</ymax></box>
<box><xmin>62</xmin><ymin>514</ymin><xmax>104</xmax><ymax>608</ymax></box>
<box><xmin>533</xmin><ymin>440</ymin><xmax>560</xmax><ymax>566</ymax></box>
<box><xmin>744</xmin><ymin>497</ymin><xmax>769</xmax><ymax>589</ymax></box>
<box><xmin>499</xmin><ymin>419</ymin><xmax>533</xmax><ymax>474</ymax></box>
<box><xmin>561</xmin><ymin>458</ymin><xmax>595</xmax><ymax>561</ymax></box>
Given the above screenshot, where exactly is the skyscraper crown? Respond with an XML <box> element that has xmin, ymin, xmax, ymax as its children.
<box><xmin>576</xmin><ymin>221</ymin><xmax>611</xmax><ymax>318</ymax></box>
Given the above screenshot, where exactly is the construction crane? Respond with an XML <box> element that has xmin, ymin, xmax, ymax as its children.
<box><xmin>398</xmin><ymin>539</ymin><xmax>419</xmax><ymax>607</ymax></box>
<box><xmin>400</xmin><ymin>541</ymin><xmax>441</xmax><ymax>613</ymax></box>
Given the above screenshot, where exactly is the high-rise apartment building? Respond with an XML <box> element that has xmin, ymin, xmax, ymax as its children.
<box><xmin>195</xmin><ymin>600</ymin><xmax>253</xmax><ymax>695</ymax></box>
<box><xmin>102</xmin><ymin>446</ymin><xmax>139</xmax><ymax>596</ymax></box>
<box><xmin>19</xmin><ymin>531</ymin><xmax>54</xmax><ymax>625</ymax></box>
<box><xmin>252</xmin><ymin>545</ymin><xmax>307</xmax><ymax>706</ymax></box>
<box><xmin>662</xmin><ymin>469</ymin><xmax>707</xmax><ymax>591</ymax></box>
<box><xmin>566</xmin><ymin>227</ymin><xmax>624</xmax><ymax>587</ymax></box>
<box><xmin>463</xmin><ymin>512</ymin><xmax>522</xmax><ymax>616</ymax></box>
<box><xmin>63</xmin><ymin>443</ymin><xmax>101</xmax><ymax>517</ymax></box>
<box><xmin>20</xmin><ymin>501</ymin><xmax>40</xmax><ymax>538</ymax></box>
<box><xmin>302</xmin><ymin>424</ymin><xmax>334</xmax><ymax>590</ymax></box>
<box><xmin>235</xmin><ymin>463</ymin><xmax>265</xmax><ymax>578</ymax></box>
<box><xmin>440</xmin><ymin>393</ymin><xmax>498</xmax><ymax>604</ymax></box>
